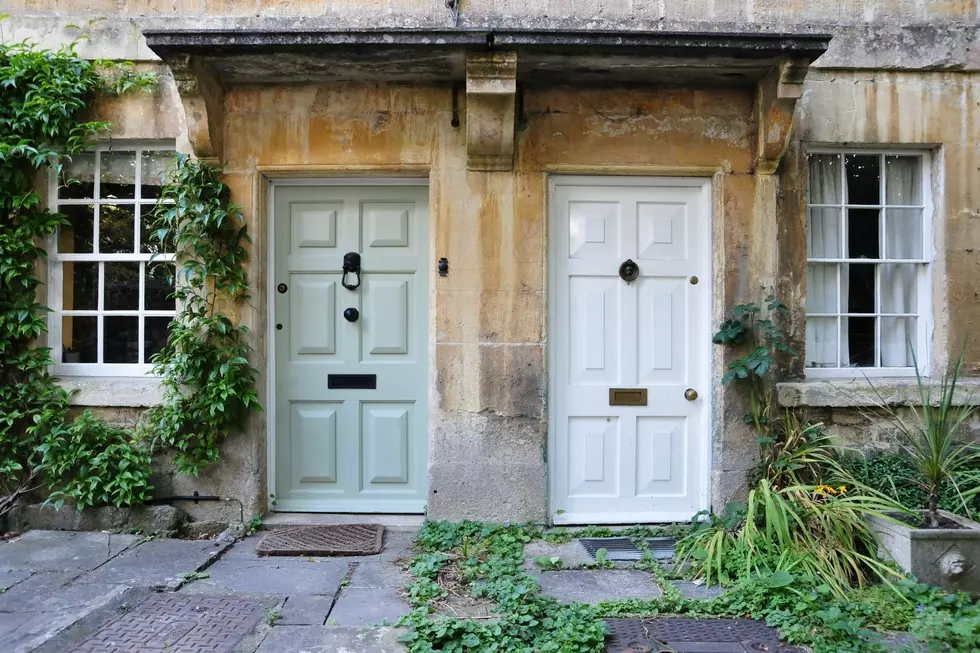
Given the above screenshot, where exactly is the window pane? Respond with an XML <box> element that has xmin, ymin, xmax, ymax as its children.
<box><xmin>139</xmin><ymin>204</ymin><xmax>174</xmax><ymax>254</ymax></box>
<box><xmin>99</xmin><ymin>205</ymin><xmax>136</xmax><ymax>253</ymax></box>
<box><xmin>843</xmin><ymin>263</ymin><xmax>876</xmax><ymax>313</ymax></box>
<box><xmin>140</xmin><ymin>150</ymin><xmax>176</xmax><ymax>199</ymax></box>
<box><xmin>885</xmin><ymin>156</ymin><xmax>922</xmax><ymax>205</ymax></box>
<box><xmin>881</xmin><ymin>317</ymin><xmax>916</xmax><ymax>367</ymax></box>
<box><xmin>57</xmin><ymin>205</ymin><xmax>95</xmax><ymax>254</ymax></box>
<box><xmin>808</xmin><ymin>154</ymin><xmax>842</xmax><ymax>204</ymax></box>
<box><xmin>146</xmin><ymin>263</ymin><xmax>176</xmax><ymax>311</ymax></box>
<box><xmin>806</xmin><ymin>317</ymin><xmax>838</xmax><ymax>368</ymax></box>
<box><xmin>62</xmin><ymin>316</ymin><xmax>97</xmax><ymax>363</ymax></box>
<box><xmin>807</xmin><ymin>264</ymin><xmax>838</xmax><ymax>313</ymax></box>
<box><xmin>58</xmin><ymin>152</ymin><xmax>96</xmax><ymax>199</ymax></box>
<box><xmin>100</xmin><ymin>150</ymin><xmax>136</xmax><ymax>200</ymax></box>
<box><xmin>144</xmin><ymin>316</ymin><xmax>172</xmax><ymax>362</ymax></box>
<box><xmin>63</xmin><ymin>262</ymin><xmax>98</xmax><ymax>310</ymax></box>
<box><xmin>845</xmin><ymin>154</ymin><xmax>880</xmax><ymax>205</ymax></box>
<box><xmin>104</xmin><ymin>262</ymin><xmax>140</xmax><ymax>310</ymax></box>
<box><xmin>885</xmin><ymin>208</ymin><xmax>923</xmax><ymax>259</ymax></box>
<box><xmin>104</xmin><ymin>316</ymin><xmax>139</xmax><ymax>363</ymax></box>
<box><xmin>846</xmin><ymin>208</ymin><xmax>880</xmax><ymax>259</ymax></box>
<box><xmin>880</xmin><ymin>264</ymin><xmax>917</xmax><ymax>314</ymax></box>
<box><xmin>843</xmin><ymin>316</ymin><xmax>876</xmax><ymax>367</ymax></box>
<box><xmin>807</xmin><ymin>208</ymin><xmax>842</xmax><ymax>258</ymax></box>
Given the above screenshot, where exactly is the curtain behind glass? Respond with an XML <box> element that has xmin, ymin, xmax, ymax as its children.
<box><xmin>881</xmin><ymin>156</ymin><xmax>920</xmax><ymax>367</ymax></box>
<box><xmin>807</xmin><ymin>155</ymin><xmax>844</xmax><ymax>367</ymax></box>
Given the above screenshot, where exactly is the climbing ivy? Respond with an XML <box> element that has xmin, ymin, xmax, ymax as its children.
<box><xmin>0</xmin><ymin>36</ymin><xmax>155</xmax><ymax>517</ymax></box>
<box><xmin>141</xmin><ymin>156</ymin><xmax>261</xmax><ymax>475</ymax></box>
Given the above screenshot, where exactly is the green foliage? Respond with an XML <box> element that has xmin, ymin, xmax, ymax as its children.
<box><xmin>141</xmin><ymin>156</ymin><xmax>261</xmax><ymax>475</ymax></box>
<box><xmin>863</xmin><ymin>348</ymin><xmax>980</xmax><ymax>526</ymax></box>
<box><xmin>0</xmin><ymin>37</ymin><xmax>154</xmax><ymax>517</ymax></box>
<box><xmin>41</xmin><ymin>411</ymin><xmax>152</xmax><ymax>509</ymax></box>
<box><xmin>400</xmin><ymin>521</ymin><xmax>607</xmax><ymax>653</ymax></box>
<box><xmin>843</xmin><ymin>452</ymin><xmax>980</xmax><ymax>518</ymax></box>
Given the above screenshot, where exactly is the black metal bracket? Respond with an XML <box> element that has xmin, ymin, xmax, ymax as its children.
<box><xmin>451</xmin><ymin>83</ymin><xmax>461</xmax><ymax>128</ymax></box>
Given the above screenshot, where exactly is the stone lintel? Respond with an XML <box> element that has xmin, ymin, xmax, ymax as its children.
<box><xmin>167</xmin><ymin>53</ymin><xmax>225</xmax><ymax>162</ymax></box>
<box><xmin>776</xmin><ymin>378</ymin><xmax>980</xmax><ymax>408</ymax></box>
<box><xmin>465</xmin><ymin>52</ymin><xmax>518</xmax><ymax>172</ymax></box>
<box><xmin>754</xmin><ymin>57</ymin><xmax>810</xmax><ymax>175</ymax></box>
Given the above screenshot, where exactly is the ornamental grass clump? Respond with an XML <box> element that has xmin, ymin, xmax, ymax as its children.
<box><xmin>680</xmin><ymin>295</ymin><xmax>907</xmax><ymax>597</ymax></box>
<box><xmin>864</xmin><ymin>348</ymin><xmax>980</xmax><ymax>528</ymax></box>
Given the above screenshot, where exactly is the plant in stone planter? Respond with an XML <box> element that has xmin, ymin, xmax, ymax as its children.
<box><xmin>864</xmin><ymin>349</ymin><xmax>980</xmax><ymax>594</ymax></box>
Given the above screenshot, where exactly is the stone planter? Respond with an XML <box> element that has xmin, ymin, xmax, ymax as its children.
<box><xmin>868</xmin><ymin>510</ymin><xmax>980</xmax><ymax>596</ymax></box>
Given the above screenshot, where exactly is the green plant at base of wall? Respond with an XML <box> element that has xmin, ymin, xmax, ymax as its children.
<box><xmin>141</xmin><ymin>155</ymin><xmax>261</xmax><ymax>475</ymax></box>
<box><xmin>0</xmin><ymin>35</ymin><xmax>155</xmax><ymax>517</ymax></box>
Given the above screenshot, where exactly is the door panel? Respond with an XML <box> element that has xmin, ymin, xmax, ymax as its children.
<box><xmin>275</xmin><ymin>184</ymin><xmax>428</xmax><ymax>513</ymax></box>
<box><xmin>552</xmin><ymin>178</ymin><xmax>710</xmax><ymax>523</ymax></box>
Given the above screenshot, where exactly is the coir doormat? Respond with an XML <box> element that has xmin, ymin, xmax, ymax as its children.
<box><xmin>256</xmin><ymin>524</ymin><xmax>384</xmax><ymax>556</ymax></box>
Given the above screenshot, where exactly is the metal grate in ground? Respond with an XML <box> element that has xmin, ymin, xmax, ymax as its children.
<box><xmin>605</xmin><ymin>617</ymin><xmax>804</xmax><ymax>653</ymax></box>
<box><xmin>256</xmin><ymin>524</ymin><xmax>384</xmax><ymax>556</ymax></box>
<box><xmin>71</xmin><ymin>594</ymin><xmax>263</xmax><ymax>653</ymax></box>
<box><xmin>579</xmin><ymin>537</ymin><xmax>676</xmax><ymax>561</ymax></box>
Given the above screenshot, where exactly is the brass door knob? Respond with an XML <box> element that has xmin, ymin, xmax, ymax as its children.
<box><xmin>684</xmin><ymin>388</ymin><xmax>699</xmax><ymax>401</ymax></box>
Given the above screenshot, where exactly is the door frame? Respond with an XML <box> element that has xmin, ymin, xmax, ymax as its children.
<box><xmin>546</xmin><ymin>174</ymin><xmax>714</xmax><ymax>524</ymax></box>
<box><xmin>265</xmin><ymin>175</ymin><xmax>433</xmax><ymax>514</ymax></box>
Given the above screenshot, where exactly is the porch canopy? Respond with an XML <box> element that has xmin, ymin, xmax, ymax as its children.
<box><xmin>143</xmin><ymin>29</ymin><xmax>830</xmax><ymax>86</ymax></box>
<box><xmin>142</xmin><ymin>28</ymin><xmax>830</xmax><ymax>170</ymax></box>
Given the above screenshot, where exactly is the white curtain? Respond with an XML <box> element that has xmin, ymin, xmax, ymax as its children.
<box><xmin>807</xmin><ymin>155</ymin><xmax>845</xmax><ymax>367</ymax></box>
<box><xmin>880</xmin><ymin>156</ymin><xmax>920</xmax><ymax>367</ymax></box>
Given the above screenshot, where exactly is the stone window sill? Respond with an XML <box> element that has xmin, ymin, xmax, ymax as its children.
<box><xmin>58</xmin><ymin>376</ymin><xmax>163</xmax><ymax>408</ymax></box>
<box><xmin>776</xmin><ymin>378</ymin><xmax>980</xmax><ymax>408</ymax></box>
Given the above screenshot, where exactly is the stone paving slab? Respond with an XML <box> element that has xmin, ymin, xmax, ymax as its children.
<box><xmin>0</xmin><ymin>572</ymin><xmax>79</xmax><ymax>611</ymax></box>
<box><xmin>0</xmin><ymin>584</ymin><xmax>130</xmax><ymax>653</ymax></box>
<box><xmin>524</xmin><ymin>539</ymin><xmax>596</xmax><ymax>573</ymax></box>
<box><xmin>349</xmin><ymin>560</ymin><xmax>411</xmax><ymax>588</ymax></box>
<box><xmin>539</xmin><ymin>570</ymin><xmax>663</xmax><ymax>604</ymax></box>
<box><xmin>328</xmin><ymin>587</ymin><xmax>412</xmax><ymax>627</ymax></box>
<box><xmin>0</xmin><ymin>569</ymin><xmax>33</xmax><ymax>589</ymax></box>
<box><xmin>0</xmin><ymin>530</ymin><xmax>139</xmax><ymax>571</ymax></box>
<box><xmin>184</xmin><ymin>557</ymin><xmax>350</xmax><ymax>596</ymax></box>
<box><xmin>78</xmin><ymin>537</ymin><xmax>230</xmax><ymax>590</ymax></box>
<box><xmin>71</xmin><ymin>592</ymin><xmax>264</xmax><ymax>653</ymax></box>
<box><xmin>670</xmin><ymin>580</ymin><xmax>727</xmax><ymax>600</ymax></box>
<box><xmin>277</xmin><ymin>595</ymin><xmax>334</xmax><ymax>626</ymax></box>
<box><xmin>255</xmin><ymin>626</ymin><xmax>408</xmax><ymax>653</ymax></box>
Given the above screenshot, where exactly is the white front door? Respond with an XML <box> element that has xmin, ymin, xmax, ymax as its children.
<box><xmin>550</xmin><ymin>176</ymin><xmax>711</xmax><ymax>524</ymax></box>
<box><xmin>274</xmin><ymin>182</ymin><xmax>429</xmax><ymax>513</ymax></box>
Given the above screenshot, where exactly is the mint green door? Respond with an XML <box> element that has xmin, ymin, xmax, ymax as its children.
<box><xmin>274</xmin><ymin>183</ymin><xmax>429</xmax><ymax>513</ymax></box>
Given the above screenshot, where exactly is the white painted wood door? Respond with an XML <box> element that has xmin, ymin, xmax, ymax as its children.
<box><xmin>274</xmin><ymin>183</ymin><xmax>428</xmax><ymax>513</ymax></box>
<box><xmin>550</xmin><ymin>177</ymin><xmax>711</xmax><ymax>524</ymax></box>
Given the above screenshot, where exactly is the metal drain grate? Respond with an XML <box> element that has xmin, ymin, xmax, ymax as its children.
<box><xmin>605</xmin><ymin>617</ymin><xmax>804</xmax><ymax>653</ymax></box>
<box><xmin>579</xmin><ymin>537</ymin><xmax>676</xmax><ymax>562</ymax></box>
<box><xmin>73</xmin><ymin>594</ymin><xmax>263</xmax><ymax>653</ymax></box>
<box><xmin>256</xmin><ymin>524</ymin><xmax>384</xmax><ymax>556</ymax></box>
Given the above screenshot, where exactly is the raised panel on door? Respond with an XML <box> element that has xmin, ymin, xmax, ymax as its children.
<box><xmin>568</xmin><ymin>277</ymin><xmax>620</xmax><ymax>384</ymax></box>
<box><xmin>361</xmin><ymin>402</ymin><xmax>414</xmax><ymax>490</ymax></box>
<box><xmin>637</xmin><ymin>278</ymin><xmax>688</xmax><ymax>385</ymax></box>
<box><xmin>362</xmin><ymin>276</ymin><xmax>412</xmax><ymax>360</ymax></box>
<box><xmin>567</xmin><ymin>417</ymin><xmax>619</xmax><ymax>497</ymax></box>
<box><xmin>636</xmin><ymin>201</ymin><xmax>688</xmax><ymax>260</ymax></box>
<box><xmin>290</xmin><ymin>203</ymin><xmax>340</xmax><ymax>252</ymax></box>
<box><xmin>290</xmin><ymin>275</ymin><xmax>339</xmax><ymax>358</ymax></box>
<box><xmin>635</xmin><ymin>416</ymin><xmax>687</xmax><ymax>497</ymax></box>
<box><xmin>289</xmin><ymin>402</ymin><xmax>341</xmax><ymax>488</ymax></box>
<box><xmin>569</xmin><ymin>201</ymin><xmax>620</xmax><ymax>259</ymax></box>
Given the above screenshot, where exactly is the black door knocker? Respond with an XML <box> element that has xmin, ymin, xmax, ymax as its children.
<box><xmin>619</xmin><ymin>259</ymin><xmax>639</xmax><ymax>284</ymax></box>
<box><xmin>342</xmin><ymin>252</ymin><xmax>362</xmax><ymax>291</ymax></box>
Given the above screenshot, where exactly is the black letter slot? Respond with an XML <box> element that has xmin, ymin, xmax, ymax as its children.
<box><xmin>327</xmin><ymin>374</ymin><xmax>377</xmax><ymax>390</ymax></box>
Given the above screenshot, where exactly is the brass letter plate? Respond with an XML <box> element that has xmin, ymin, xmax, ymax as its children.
<box><xmin>608</xmin><ymin>388</ymin><xmax>648</xmax><ymax>406</ymax></box>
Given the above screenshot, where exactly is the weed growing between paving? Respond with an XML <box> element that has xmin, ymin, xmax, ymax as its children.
<box><xmin>400</xmin><ymin>522</ymin><xmax>980</xmax><ymax>653</ymax></box>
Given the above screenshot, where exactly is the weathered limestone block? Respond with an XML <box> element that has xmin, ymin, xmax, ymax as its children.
<box><xmin>465</xmin><ymin>52</ymin><xmax>517</xmax><ymax>171</ymax></box>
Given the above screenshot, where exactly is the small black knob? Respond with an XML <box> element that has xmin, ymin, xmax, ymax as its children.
<box><xmin>438</xmin><ymin>257</ymin><xmax>449</xmax><ymax>277</ymax></box>
<box><xmin>276</xmin><ymin>323</ymin><xmax>283</xmax><ymax>330</ymax></box>
<box><xmin>343</xmin><ymin>308</ymin><xmax>359</xmax><ymax>323</ymax></box>
<box><xmin>277</xmin><ymin>283</ymin><xmax>288</xmax><ymax>294</ymax></box>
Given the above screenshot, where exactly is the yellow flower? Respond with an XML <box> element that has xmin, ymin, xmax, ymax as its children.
<box><xmin>838</xmin><ymin>485</ymin><xmax>848</xmax><ymax>495</ymax></box>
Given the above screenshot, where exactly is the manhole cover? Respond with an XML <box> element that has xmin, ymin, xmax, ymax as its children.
<box><xmin>580</xmin><ymin>537</ymin><xmax>676</xmax><ymax>561</ymax></box>
<box><xmin>71</xmin><ymin>594</ymin><xmax>262</xmax><ymax>653</ymax></box>
<box><xmin>256</xmin><ymin>524</ymin><xmax>384</xmax><ymax>556</ymax></box>
<box><xmin>605</xmin><ymin>618</ymin><xmax>803</xmax><ymax>653</ymax></box>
